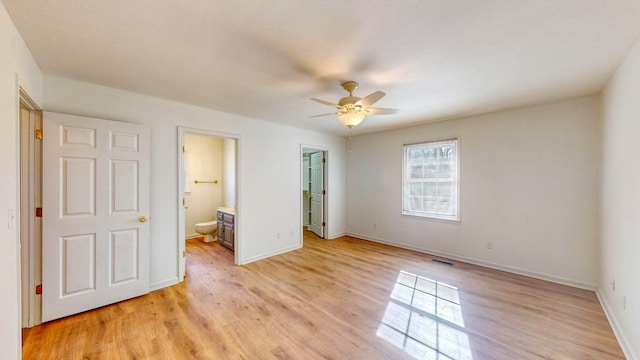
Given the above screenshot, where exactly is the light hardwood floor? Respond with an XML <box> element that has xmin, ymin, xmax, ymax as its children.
<box><xmin>22</xmin><ymin>232</ymin><xmax>624</xmax><ymax>359</ymax></box>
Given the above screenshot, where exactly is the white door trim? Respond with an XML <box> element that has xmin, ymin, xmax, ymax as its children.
<box><xmin>19</xmin><ymin>89</ymin><xmax>42</xmax><ymax>328</ymax></box>
<box><xmin>177</xmin><ymin>127</ymin><xmax>240</xmax><ymax>280</ymax></box>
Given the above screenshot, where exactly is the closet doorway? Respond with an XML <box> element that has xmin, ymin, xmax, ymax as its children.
<box><xmin>177</xmin><ymin>127</ymin><xmax>239</xmax><ymax>280</ymax></box>
<box><xmin>301</xmin><ymin>146</ymin><xmax>327</xmax><ymax>239</ymax></box>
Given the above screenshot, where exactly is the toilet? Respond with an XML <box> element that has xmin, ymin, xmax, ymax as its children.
<box><xmin>194</xmin><ymin>220</ymin><xmax>217</xmax><ymax>243</ymax></box>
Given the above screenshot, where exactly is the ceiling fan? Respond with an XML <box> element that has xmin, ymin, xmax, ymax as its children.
<box><xmin>310</xmin><ymin>81</ymin><xmax>398</xmax><ymax>128</ymax></box>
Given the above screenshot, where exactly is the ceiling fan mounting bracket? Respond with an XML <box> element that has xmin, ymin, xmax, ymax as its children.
<box><xmin>341</xmin><ymin>81</ymin><xmax>359</xmax><ymax>96</ymax></box>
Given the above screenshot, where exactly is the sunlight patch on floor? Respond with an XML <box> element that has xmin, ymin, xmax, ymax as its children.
<box><xmin>377</xmin><ymin>271</ymin><xmax>472</xmax><ymax>360</ymax></box>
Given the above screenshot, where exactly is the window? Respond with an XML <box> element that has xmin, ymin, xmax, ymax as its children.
<box><xmin>403</xmin><ymin>139</ymin><xmax>459</xmax><ymax>220</ymax></box>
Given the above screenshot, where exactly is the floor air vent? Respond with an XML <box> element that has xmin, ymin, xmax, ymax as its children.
<box><xmin>432</xmin><ymin>259</ymin><xmax>454</xmax><ymax>266</ymax></box>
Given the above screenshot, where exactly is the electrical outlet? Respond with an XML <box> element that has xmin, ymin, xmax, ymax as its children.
<box><xmin>611</xmin><ymin>279</ymin><xmax>616</xmax><ymax>292</ymax></box>
<box><xmin>373</xmin><ymin>223</ymin><xmax>377</xmax><ymax>229</ymax></box>
<box><xmin>623</xmin><ymin>295</ymin><xmax>626</xmax><ymax>310</ymax></box>
<box><xmin>277</xmin><ymin>232</ymin><xmax>281</xmax><ymax>240</ymax></box>
<box><xmin>486</xmin><ymin>241</ymin><xmax>493</xmax><ymax>249</ymax></box>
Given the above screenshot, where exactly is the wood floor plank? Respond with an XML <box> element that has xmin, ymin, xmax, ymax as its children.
<box><xmin>22</xmin><ymin>233</ymin><xmax>624</xmax><ymax>359</ymax></box>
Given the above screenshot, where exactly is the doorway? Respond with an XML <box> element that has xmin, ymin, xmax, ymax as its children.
<box><xmin>177</xmin><ymin>127</ymin><xmax>239</xmax><ymax>280</ymax></box>
<box><xmin>301</xmin><ymin>146</ymin><xmax>327</xmax><ymax>239</ymax></box>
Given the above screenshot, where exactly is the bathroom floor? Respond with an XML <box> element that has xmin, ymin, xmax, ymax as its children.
<box><xmin>187</xmin><ymin>235</ymin><xmax>210</xmax><ymax>244</ymax></box>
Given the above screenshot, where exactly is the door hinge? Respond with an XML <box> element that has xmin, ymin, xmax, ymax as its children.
<box><xmin>321</xmin><ymin>190</ymin><xmax>326</xmax><ymax>195</ymax></box>
<box><xmin>322</xmin><ymin>158</ymin><xmax>326</xmax><ymax>163</ymax></box>
<box><xmin>35</xmin><ymin>207</ymin><xmax>42</xmax><ymax>217</ymax></box>
<box><xmin>322</xmin><ymin>222</ymin><xmax>326</xmax><ymax>227</ymax></box>
<box><xmin>183</xmin><ymin>250</ymin><xmax>186</xmax><ymax>257</ymax></box>
<box><xmin>35</xmin><ymin>129</ymin><xmax>43</xmax><ymax>140</ymax></box>
<box><xmin>182</xmin><ymin>146</ymin><xmax>185</xmax><ymax>152</ymax></box>
<box><xmin>35</xmin><ymin>284</ymin><xmax>42</xmax><ymax>295</ymax></box>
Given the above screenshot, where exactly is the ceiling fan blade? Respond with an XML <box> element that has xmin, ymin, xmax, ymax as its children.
<box><xmin>356</xmin><ymin>91</ymin><xmax>385</xmax><ymax>108</ymax></box>
<box><xmin>309</xmin><ymin>112</ymin><xmax>338</xmax><ymax>118</ymax></box>
<box><xmin>366</xmin><ymin>108</ymin><xmax>399</xmax><ymax>115</ymax></box>
<box><xmin>310</xmin><ymin>98</ymin><xmax>340</xmax><ymax>108</ymax></box>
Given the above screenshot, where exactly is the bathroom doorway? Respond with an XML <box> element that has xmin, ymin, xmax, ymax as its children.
<box><xmin>301</xmin><ymin>146</ymin><xmax>327</xmax><ymax>239</ymax></box>
<box><xmin>177</xmin><ymin>127</ymin><xmax>239</xmax><ymax>280</ymax></box>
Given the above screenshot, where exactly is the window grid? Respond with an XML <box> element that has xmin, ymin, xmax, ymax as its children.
<box><xmin>403</xmin><ymin>139</ymin><xmax>458</xmax><ymax>220</ymax></box>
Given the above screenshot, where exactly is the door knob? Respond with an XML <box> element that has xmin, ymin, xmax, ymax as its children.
<box><xmin>139</xmin><ymin>216</ymin><xmax>147</xmax><ymax>223</ymax></box>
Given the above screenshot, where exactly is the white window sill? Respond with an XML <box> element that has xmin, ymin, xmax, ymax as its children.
<box><xmin>401</xmin><ymin>211</ymin><xmax>460</xmax><ymax>223</ymax></box>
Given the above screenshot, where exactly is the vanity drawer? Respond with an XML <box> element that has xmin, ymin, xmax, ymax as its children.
<box><xmin>223</xmin><ymin>213</ymin><xmax>234</xmax><ymax>225</ymax></box>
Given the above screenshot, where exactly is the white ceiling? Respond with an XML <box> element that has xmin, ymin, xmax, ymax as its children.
<box><xmin>4</xmin><ymin>1</ymin><xmax>640</xmax><ymax>136</ymax></box>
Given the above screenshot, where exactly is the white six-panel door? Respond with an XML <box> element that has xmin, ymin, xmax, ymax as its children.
<box><xmin>309</xmin><ymin>151</ymin><xmax>324</xmax><ymax>238</ymax></box>
<box><xmin>42</xmin><ymin>112</ymin><xmax>150</xmax><ymax>322</ymax></box>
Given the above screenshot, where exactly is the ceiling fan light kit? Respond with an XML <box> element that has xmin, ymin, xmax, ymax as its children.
<box><xmin>310</xmin><ymin>80</ymin><xmax>398</xmax><ymax>129</ymax></box>
<box><xmin>338</xmin><ymin>111</ymin><xmax>366</xmax><ymax>128</ymax></box>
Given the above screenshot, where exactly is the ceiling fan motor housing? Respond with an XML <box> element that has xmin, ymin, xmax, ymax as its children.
<box><xmin>339</xmin><ymin>96</ymin><xmax>362</xmax><ymax>108</ymax></box>
<box><xmin>339</xmin><ymin>81</ymin><xmax>364</xmax><ymax>112</ymax></box>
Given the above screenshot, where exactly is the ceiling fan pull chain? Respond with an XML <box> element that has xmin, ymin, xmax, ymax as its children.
<box><xmin>349</xmin><ymin>126</ymin><xmax>353</xmax><ymax>153</ymax></box>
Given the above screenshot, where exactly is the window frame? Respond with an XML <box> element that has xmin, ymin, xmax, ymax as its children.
<box><xmin>402</xmin><ymin>138</ymin><xmax>460</xmax><ymax>222</ymax></box>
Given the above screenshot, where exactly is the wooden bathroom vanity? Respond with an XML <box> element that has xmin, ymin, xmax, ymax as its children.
<box><xmin>216</xmin><ymin>208</ymin><xmax>235</xmax><ymax>252</ymax></box>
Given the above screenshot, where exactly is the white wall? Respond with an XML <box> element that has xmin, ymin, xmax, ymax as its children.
<box><xmin>347</xmin><ymin>96</ymin><xmax>601</xmax><ymax>289</ymax></box>
<box><xmin>221</xmin><ymin>138</ymin><xmax>236</xmax><ymax>208</ymax></box>
<box><xmin>42</xmin><ymin>75</ymin><xmax>348</xmax><ymax>285</ymax></box>
<box><xmin>0</xmin><ymin>2</ymin><xmax>43</xmax><ymax>359</ymax></box>
<box><xmin>600</xmin><ymin>35</ymin><xmax>640</xmax><ymax>360</ymax></box>
<box><xmin>184</xmin><ymin>133</ymin><xmax>223</xmax><ymax>238</ymax></box>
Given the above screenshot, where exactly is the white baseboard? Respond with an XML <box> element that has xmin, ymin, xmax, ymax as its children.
<box><xmin>346</xmin><ymin>232</ymin><xmax>597</xmax><ymax>290</ymax></box>
<box><xmin>239</xmin><ymin>243</ymin><xmax>303</xmax><ymax>265</ymax></box>
<box><xmin>327</xmin><ymin>232</ymin><xmax>346</xmax><ymax>239</ymax></box>
<box><xmin>596</xmin><ymin>289</ymin><xmax>637</xmax><ymax>360</ymax></box>
<box><xmin>185</xmin><ymin>233</ymin><xmax>200</xmax><ymax>239</ymax></box>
